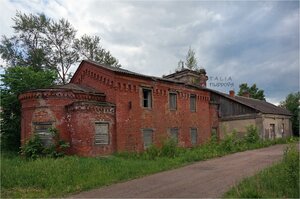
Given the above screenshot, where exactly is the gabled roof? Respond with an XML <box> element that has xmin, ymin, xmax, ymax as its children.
<box><xmin>206</xmin><ymin>88</ymin><xmax>292</xmax><ymax>116</ymax></box>
<box><xmin>75</xmin><ymin>60</ymin><xmax>186</xmax><ymax>85</ymax></box>
<box><xmin>74</xmin><ymin>60</ymin><xmax>291</xmax><ymax>116</ymax></box>
<box><xmin>163</xmin><ymin>68</ymin><xmax>200</xmax><ymax>79</ymax></box>
<box><xmin>234</xmin><ymin>95</ymin><xmax>291</xmax><ymax>116</ymax></box>
<box><xmin>52</xmin><ymin>83</ymin><xmax>104</xmax><ymax>95</ymax></box>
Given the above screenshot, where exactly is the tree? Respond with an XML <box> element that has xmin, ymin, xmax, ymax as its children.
<box><xmin>1</xmin><ymin>67</ymin><xmax>56</xmax><ymax>151</ymax></box>
<box><xmin>0</xmin><ymin>12</ymin><xmax>50</xmax><ymax>70</ymax></box>
<box><xmin>185</xmin><ymin>47</ymin><xmax>198</xmax><ymax>70</ymax></box>
<box><xmin>0</xmin><ymin>12</ymin><xmax>121</xmax><ymax>84</ymax></box>
<box><xmin>280</xmin><ymin>92</ymin><xmax>300</xmax><ymax>136</ymax></box>
<box><xmin>74</xmin><ymin>34</ymin><xmax>121</xmax><ymax>68</ymax></box>
<box><xmin>45</xmin><ymin>18</ymin><xmax>79</xmax><ymax>84</ymax></box>
<box><xmin>237</xmin><ymin>83</ymin><xmax>265</xmax><ymax>100</ymax></box>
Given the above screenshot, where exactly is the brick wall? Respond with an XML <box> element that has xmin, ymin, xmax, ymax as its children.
<box><xmin>19</xmin><ymin>89</ymin><xmax>115</xmax><ymax>156</ymax></box>
<box><xmin>19</xmin><ymin>61</ymin><xmax>219</xmax><ymax>156</ymax></box>
<box><xmin>71</xmin><ymin>61</ymin><xmax>217</xmax><ymax>152</ymax></box>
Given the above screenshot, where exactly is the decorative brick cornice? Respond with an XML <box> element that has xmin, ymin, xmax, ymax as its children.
<box><xmin>67</xmin><ymin>101</ymin><xmax>115</xmax><ymax>114</ymax></box>
<box><xmin>19</xmin><ymin>89</ymin><xmax>106</xmax><ymax>102</ymax></box>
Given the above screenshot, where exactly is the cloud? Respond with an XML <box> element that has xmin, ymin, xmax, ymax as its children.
<box><xmin>0</xmin><ymin>0</ymin><xmax>298</xmax><ymax>104</ymax></box>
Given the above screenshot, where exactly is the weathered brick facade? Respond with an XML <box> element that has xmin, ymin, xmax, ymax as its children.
<box><xmin>19</xmin><ymin>60</ymin><xmax>291</xmax><ymax>156</ymax></box>
<box><xmin>19</xmin><ymin>60</ymin><xmax>218</xmax><ymax>156</ymax></box>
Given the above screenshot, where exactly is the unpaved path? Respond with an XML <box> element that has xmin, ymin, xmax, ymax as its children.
<box><xmin>69</xmin><ymin>144</ymin><xmax>294</xmax><ymax>198</ymax></box>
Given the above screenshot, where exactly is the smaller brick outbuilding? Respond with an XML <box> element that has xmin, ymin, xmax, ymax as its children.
<box><xmin>19</xmin><ymin>83</ymin><xmax>116</xmax><ymax>156</ymax></box>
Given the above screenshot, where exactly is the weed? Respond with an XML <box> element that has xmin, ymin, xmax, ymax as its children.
<box><xmin>20</xmin><ymin>128</ymin><xmax>69</xmax><ymax>159</ymax></box>
<box><xmin>224</xmin><ymin>144</ymin><xmax>299</xmax><ymax>198</ymax></box>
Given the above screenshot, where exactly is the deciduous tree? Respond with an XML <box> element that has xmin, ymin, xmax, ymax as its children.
<box><xmin>237</xmin><ymin>83</ymin><xmax>265</xmax><ymax>100</ymax></box>
<box><xmin>0</xmin><ymin>12</ymin><xmax>121</xmax><ymax>84</ymax></box>
<box><xmin>280</xmin><ymin>92</ymin><xmax>300</xmax><ymax>136</ymax></box>
<box><xmin>1</xmin><ymin>67</ymin><xmax>56</xmax><ymax>150</ymax></box>
<box><xmin>74</xmin><ymin>34</ymin><xmax>121</xmax><ymax>68</ymax></box>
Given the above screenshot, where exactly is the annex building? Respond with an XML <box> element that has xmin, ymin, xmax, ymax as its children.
<box><xmin>19</xmin><ymin>60</ymin><xmax>292</xmax><ymax>156</ymax></box>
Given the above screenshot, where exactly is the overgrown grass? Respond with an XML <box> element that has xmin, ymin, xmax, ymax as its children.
<box><xmin>1</xmin><ymin>132</ymin><xmax>298</xmax><ymax>198</ymax></box>
<box><xmin>1</xmin><ymin>154</ymin><xmax>183</xmax><ymax>198</ymax></box>
<box><xmin>224</xmin><ymin>144</ymin><xmax>299</xmax><ymax>198</ymax></box>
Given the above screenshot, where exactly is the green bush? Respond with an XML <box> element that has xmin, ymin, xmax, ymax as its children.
<box><xmin>143</xmin><ymin>138</ymin><xmax>180</xmax><ymax>159</ymax></box>
<box><xmin>245</xmin><ymin>125</ymin><xmax>260</xmax><ymax>144</ymax></box>
<box><xmin>144</xmin><ymin>144</ymin><xmax>161</xmax><ymax>160</ymax></box>
<box><xmin>220</xmin><ymin>130</ymin><xmax>240</xmax><ymax>152</ymax></box>
<box><xmin>161</xmin><ymin>138</ymin><xmax>178</xmax><ymax>158</ymax></box>
<box><xmin>20</xmin><ymin>128</ymin><xmax>69</xmax><ymax>159</ymax></box>
<box><xmin>20</xmin><ymin>134</ymin><xmax>44</xmax><ymax>159</ymax></box>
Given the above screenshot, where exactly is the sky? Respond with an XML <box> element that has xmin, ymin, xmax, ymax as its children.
<box><xmin>0</xmin><ymin>0</ymin><xmax>299</xmax><ymax>104</ymax></box>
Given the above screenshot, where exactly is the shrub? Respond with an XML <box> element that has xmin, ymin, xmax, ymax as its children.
<box><xmin>46</xmin><ymin>128</ymin><xmax>70</xmax><ymax>158</ymax></box>
<box><xmin>143</xmin><ymin>138</ymin><xmax>179</xmax><ymax>159</ymax></box>
<box><xmin>20</xmin><ymin>128</ymin><xmax>69</xmax><ymax>159</ymax></box>
<box><xmin>220</xmin><ymin>130</ymin><xmax>240</xmax><ymax>152</ymax></box>
<box><xmin>144</xmin><ymin>145</ymin><xmax>161</xmax><ymax>160</ymax></box>
<box><xmin>161</xmin><ymin>138</ymin><xmax>178</xmax><ymax>158</ymax></box>
<box><xmin>20</xmin><ymin>134</ymin><xmax>44</xmax><ymax>159</ymax></box>
<box><xmin>245</xmin><ymin>125</ymin><xmax>259</xmax><ymax>144</ymax></box>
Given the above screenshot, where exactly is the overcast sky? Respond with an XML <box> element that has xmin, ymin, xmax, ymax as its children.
<box><xmin>0</xmin><ymin>0</ymin><xmax>299</xmax><ymax>104</ymax></box>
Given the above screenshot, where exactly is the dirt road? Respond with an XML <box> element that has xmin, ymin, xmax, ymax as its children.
<box><xmin>70</xmin><ymin>144</ymin><xmax>291</xmax><ymax>198</ymax></box>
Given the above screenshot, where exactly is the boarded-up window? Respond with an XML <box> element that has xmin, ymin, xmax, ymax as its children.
<box><xmin>169</xmin><ymin>93</ymin><xmax>177</xmax><ymax>110</ymax></box>
<box><xmin>170</xmin><ymin>128</ymin><xmax>179</xmax><ymax>143</ymax></box>
<box><xmin>95</xmin><ymin>122</ymin><xmax>109</xmax><ymax>145</ymax></box>
<box><xmin>33</xmin><ymin>122</ymin><xmax>53</xmax><ymax>146</ymax></box>
<box><xmin>190</xmin><ymin>128</ymin><xmax>198</xmax><ymax>145</ymax></box>
<box><xmin>190</xmin><ymin>95</ymin><xmax>196</xmax><ymax>112</ymax></box>
<box><xmin>142</xmin><ymin>129</ymin><xmax>153</xmax><ymax>149</ymax></box>
<box><xmin>142</xmin><ymin>89</ymin><xmax>152</xmax><ymax>108</ymax></box>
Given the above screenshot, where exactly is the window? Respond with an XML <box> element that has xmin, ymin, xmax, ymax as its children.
<box><xmin>270</xmin><ymin>124</ymin><xmax>275</xmax><ymax>139</ymax></box>
<box><xmin>170</xmin><ymin>128</ymin><xmax>179</xmax><ymax>143</ymax></box>
<box><xmin>190</xmin><ymin>128</ymin><xmax>198</xmax><ymax>145</ymax></box>
<box><xmin>169</xmin><ymin>93</ymin><xmax>177</xmax><ymax>110</ymax></box>
<box><xmin>142</xmin><ymin>88</ymin><xmax>152</xmax><ymax>108</ymax></box>
<box><xmin>142</xmin><ymin>129</ymin><xmax>153</xmax><ymax>149</ymax></box>
<box><xmin>33</xmin><ymin>122</ymin><xmax>53</xmax><ymax>146</ymax></box>
<box><xmin>95</xmin><ymin>122</ymin><xmax>109</xmax><ymax>145</ymax></box>
<box><xmin>190</xmin><ymin>95</ymin><xmax>196</xmax><ymax>112</ymax></box>
<box><xmin>211</xmin><ymin>128</ymin><xmax>218</xmax><ymax>139</ymax></box>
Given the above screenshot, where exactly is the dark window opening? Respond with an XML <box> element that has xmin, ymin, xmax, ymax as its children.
<box><xmin>143</xmin><ymin>89</ymin><xmax>152</xmax><ymax>108</ymax></box>
<box><xmin>190</xmin><ymin>94</ymin><xmax>196</xmax><ymax>112</ymax></box>
<box><xmin>169</xmin><ymin>93</ymin><xmax>177</xmax><ymax>110</ymax></box>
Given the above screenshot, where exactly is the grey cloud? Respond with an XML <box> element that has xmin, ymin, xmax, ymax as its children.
<box><xmin>0</xmin><ymin>0</ymin><xmax>299</xmax><ymax>104</ymax></box>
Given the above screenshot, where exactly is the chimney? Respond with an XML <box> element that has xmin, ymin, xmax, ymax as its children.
<box><xmin>242</xmin><ymin>91</ymin><xmax>250</xmax><ymax>98</ymax></box>
<box><xmin>199</xmin><ymin>68</ymin><xmax>208</xmax><ymax>87</ymax></box>
<box><xmin>229</xmin><ymin>90</ymin><xmax>235</xmax><ymax>97</ymax></box>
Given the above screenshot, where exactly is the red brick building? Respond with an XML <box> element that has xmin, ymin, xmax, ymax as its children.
<box><xmin>19</xmin><ymin>60</ymin><xmax>291</xmax><ymax>156</ymax></box>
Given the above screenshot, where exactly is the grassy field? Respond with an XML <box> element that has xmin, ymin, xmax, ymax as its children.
<box><xmin>224</xmin><ymin>144</ymin><xmax>299</xmax><ymax>198</ymax></box>
<box><xmin>1</xmin><ymin>136</ymin><xmax>297</xmax><ymax>198</ymax></box>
